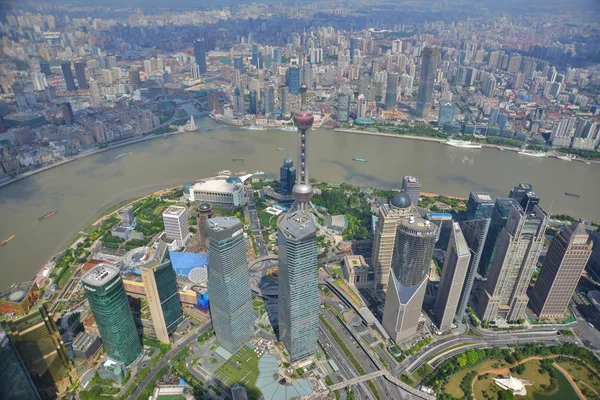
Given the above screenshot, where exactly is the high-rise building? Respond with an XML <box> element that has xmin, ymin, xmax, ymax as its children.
<box><xmin>280</xmin><ymin>85</ymin><xmax>290</xmax><ymax>116</ymax></box>
<box><xmin>264</xmin><ymin>86</ymin><xmax>275</xmax><ymax>114</ymax></box>
<box><xmin>287</xmin><ymin>66</ymin><xmax>301</xmax><ymax>94</ymax></box>
<box><xmin>401</xmin><ymin>176</ymin><xmax>421</xmax><ymax>206</ymax></box>
<box><xmin>194</xmin><ymin>38</ymin><xmax>207</xmax><ymax>74</ymax></box>
<box><xmin>457</xmin><ymin>218</ymin><xmax>491</xmax><ymax>322</ymax></box>
<box><xmin>0</xmin><ymin>330</ymin><xmax>41</xmax><ymax>400</ymax></box>
<box><xmin>434</xmin><ymin>223</ymin><xmax>471</xmax><ymax>331</ymax></box>
<box><xmin>61</xmin><ymin>62</ymin><xmax>76</xmax><ymax>91</ymax></box>
<box><xmin>74</xmin><ymin>62</ymin><xmax>88</xmax><ymax>90</ymax></box>
<box><xmin>415</xmin><ymin>47</ymin><xmax>440</xmax><ymax>117</ymax></box>
<box><xmin>233</xmin><ymin>56</ymin><xmax>244</xmax><ymax>72</ymax></box>
<box><xmin>337</xmin><ymin>92</ymin><xmax>350</xmax><ymax>122</ymax></box>
<box><xmin>82</xmin><ymin>265</ymin><xmax>142</xmax><ymax>365</ymax></box>
<box><xmin>129</xmin><ymin>68</ymin><xmax>142</xmax><ymax>87</ymax></box>
<box><xmin>249</xmin><ymin>90</ymin><xmax>257</xmax><ymax>114</ymax></box>
<box><xmin>61</xmin><ymin>102</ymin><xmax>74</xmax><ymax>125</ymax></box>
<box><xmin>40</xmin><ymin>62</ymin><xmax>51</xmax><ymax>77</ymax></box>
<box><xmin>206</xmin><ymin>217</ymin><xmax>255</xmax><ymax>354</ymax></box>
<box><xmin>196</xmin><ymin>202</ymin><xmax>215</xmax><ymax>252</ymax></box>
<box><xmin>466</xmin><ymin>192</ymin><xmax>495</xmax><ymax>220</ymax></box>
<box><xmin>0</xmin><ymin>304</ymin><xmax>72</xmax><ymax>398</ymax></box>
<box><xmin>279</xmin><ymin>155</ymin><xmax>296</xmax><ymax>195</ymax></box>
<box><xmin>371</xmin><ymin>192</ymin><xmax>418</xmax><ymax>291</ymax></box>
<box><xmin>478</xmin><ymin>205</ymin><xmax>548</xmax><ymax>321</ymax></box>
<box><xmin>140</xmin><ymin>257</ymin><xmax>184</xmax><ymax>344</ymax></box>
<box><xmin>385</xmin><ymin>73</ymin><xmax>399</xmax><ymax>106</ymax></box>
<box><xmin>478</xmin><ymin>198</ymin><xmax>521</xmax><ymax>277</ymax></box>
<box><xmin>162</xmin><ymin>206</ymin><xmax>190</xmax><ymax>247</ymax></box>
<box><xmin>438</xmin><ymin>103</ymin><xmax>455</xmax><ymax>127</ymax></box>
<box><xmin>482</xmin><ymin>73</ymin><xmax>497</xmax><ymax>97</ymax></box>
<box><xmin>509</xmin><ymin>183</ymin><xmax>540</xmax><ymax>213</ymax></box>
<box><xmin>382</xmin><ymin>217</ymin><xmax>438</xmax><ymax>342</ymax></box>
<box><xmin>278</xmin><ymin>210</ymin><xmax>319</xmax><ymax>362</ymax></box>
<box><xmin>233</xmin><ymin>87</ymin><xmax>245</xmax><ymax>116</ymax></box>
<box><xmin>357</xmin><ymin>94</ymin><xmax>367</xmax><ymax>118</ymax></box>
<box><xmin>529</xmin><ymin>221</ymin><xmax>593</xmax><ymax>320</ymax></box>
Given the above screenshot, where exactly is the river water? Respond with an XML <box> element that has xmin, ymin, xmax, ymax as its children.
<box><xmin>0</xmin><ymin>117</ymin><xmax>598</xmax><ymax>283</ymax></box>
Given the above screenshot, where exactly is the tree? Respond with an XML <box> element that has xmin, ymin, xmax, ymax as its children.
<box><xmin>457</xmin><ymin>353</ymin><xmax>468</xmax><ymax>368</ymax></box>
<box><xmin>497</xmin><ymin>389</ymin><xmax>514</xmax><ymax>400</ymax></box>
<box><xmin>466</xmin><ymin>349</ymin><xmax>479</xmax><ymax>366</ymax></box>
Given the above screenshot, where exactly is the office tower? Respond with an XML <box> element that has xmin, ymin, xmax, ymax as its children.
<box><xmin>233</xmin><ymin>87</ymin><xmax>245</xmax><ymax>116</ymax></box>
<box><xmin>529</xmin><ymin>221</ymin><xmax>593</xmax><ymax>320</ymax></box>
<box><xmin>337</xmin><ymin>92</ymin><xmax>350</xmax><ymax>122</ymax></box>
<box><xmin>509</xmin><ymin>183</ymin><xmax>539</xmax><ymax>213</ymax></box>
<box><xmin>249</xmin><ymin>90</ymin><xmax>257</xmax><ymax>114</ymax></box>
<box><xmin>0</xmin><ymin>330</ymin><xmax>41</xmax><ymax>400</ymax></box>
<box><xmin>466</xmin><ymin>192</ymin><xmax>495</xmax><ymax>220</ymax></box>
<box><xmin>438</xmin><ymin>103</ymin><xmax>455</xmax><ymax>127</ymax></box>
<box><xmin>40</xmin><ymin>62</ymin><xmax>51</xmax><ymax>77</ymax></box>
<box><xmin>61</xmin><ymin>62</ymin><xmax>76</xmax><ymax>91</ymax></box>
<box><xmin>83</xmin><ymin>265</ymin><xmax>142</xmax><ymax>365</ymax></box>
<box><xmin>457</xmin><ymin>218</ymin><xmax>491</xmax><ymax>322</ymax></box>
<box><xmin>478</xmin><ymin>205</ymin><xmax>548</xmax><ymax>322</ymax></box>
<box><xmin>273</xmin><ymin>48</ymin><xmax>282</xmax><ymax>64</ymax></box>
<box><xmin>194</xmin><ymin>38</ymin><xmax>207</xmax><ymax>74</ymax></box>
<box><xmin>278</xmin><ymin>210</ymin><xmax>319</xmax><ymax>362</ymax></box>
<box><xmin>382</xmin><ymin>217</ymin><xmax>438</xmax><ymax>342</ymax></box>
<box><xmin>350</xmin><ymin>37</ymin><xmax>362</xmax><ymax>64</ymax></box>
<box><xmin>264</xmin><ymin>86</ymin><xmax>275</xmax><ymax>114</ymax></box>
<box><xmin>233</xmin><ymin>56</ymin><xmax>244</xmax><ymax>72</ymax></box>
<box><xmin>489</xmin><ymin>107</ymin><xmax>500</xmax><ymax>125</ymax></box>
<box><xmin>74</xmin><ymin>62</ymin><xmax>88</xmax><ymax>90</ymax></box>
<box><xmin>206</xmin><ymin>217</ymin><xmax>255</xmax><ymax>354</ymax></box>
<box><xmin>357</xmin><ymin>94</ymin><xmax>367</xmax><ymax>118</ymax></box>
<box><xmin>162</xmin><ymin>206</ymin><xmax>190</xmax><ymax>247</ymax></box>
<box><xmin>196</xmin><ymin>202</ymin><xmax>215</xmax><ymax>252</ymax></box>
<box><xmin>415</xmin><ymin>47</ymin><xmax>440</xmax><ymax>117</ymax></box>
<box><xmin>478</xmin><ymin>198</ymin><xmax>521</xmax><ymax>277</ymax></box>
<box><xmin>434</xmin><ymin>223</ymin><xmax>471</xmax><ymax>331</ymax></box>
<box><xmin>61</xmin><ymin>102</ymin><xmax>74</xmax><ymax>125</ymax></box>
<box><xmin>287</xmin><ymin>66</ymin><xmax>300</xmax><ymax>94</ymax></box>
<box><xmin>140</xmin><ymin>257</ymin><xmax>183</xmax><ymax>344</ymax></box>
<box><xmin>280</xmin><ymin>85</ymin><xmax>290</xmax><ymax>116</ymax></box>
<box><xmin>401</xmin><ymin>176</ymin><xmax>421</xmax><ymax>206</ymax></box>
<box><xmin>372</xmin><ymin>192</ymin><xmax>418</xmax><ymax>291</ymax></box>
<box><xmin>251</xmin><ymin>44</ymin><xmax>261</xmax><ymax>69</ymax></box>
<box><xmin>279</xmin><ymin>155</ymin><xmax>296</xmax><ymax>195</ymax></box>
<box><xmin>385</xmin><ymin>73</ymin><xmax>399</xmax><ymax>106</ymax></box>
<box><xmin>129</xmin><ymin>68</ymin><xmax>142</xmax><ymax>87</ymax></box>
<box><xmin>290</xmin><ymin>82</ymin><xmax>314</xmax><ymax>210</ymax></box>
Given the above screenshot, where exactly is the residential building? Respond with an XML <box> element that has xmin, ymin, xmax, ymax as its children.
<box><xmin>382</xmin><ymin>217</ymin><xmax>438</xmax><ymax>342</ymax></box>
<box><xmin>433</xmin><ymin>223</ymin><xmax>471</xmax><ymax>331</ymax></box>
<box><xmin>529</xmin><ymin>221</ymin><xmax>593</xmax><ymax>320</ymax></box>
<box><xmin>401</xmin><ymin>176</ymin><xmax>422</xmax><ymax>207</ymax></box>
<box><xmin>82</xmin><ymin>264</ymin><xmax>142</xmax><ymax>366</ymax></box>
<box><xmin>162</xmin><ymin>206</ymin><xmax>190</xmax><ymax>247</ymax></box>
<box><xmin>415</xmin><ymin>47</ymin><xmax>440</xmax><ymax>117</ymax></box>
<box><xmin>206</xmin><ymin>217</ymin><xmax>255</xmax><ymax>354</ymax></box>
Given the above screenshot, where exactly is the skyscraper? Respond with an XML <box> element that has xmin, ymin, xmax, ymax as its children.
<box><xmin>233</xmin><ymin>87</ymin><xmax>245</xmax><ymax>116</ymax></box>
<box><xmin>61</xmin><ymin>102</ymin><xmax>74</xmax><ymax>125</ymax></box>
<box><xmin>415</xmin><ymin>47</ymin><xmax>440</xmax><ymax>117</ymax></box>
<box><xmin>249</xmin><ymin>90</ymin><xmax>257</xmax><ymax>114</ymax></box>
<box><xmin>287</xmin><ymin>66</ymin><xmax>300</xmax><ymax>94</ymax></box>
<box><xmin>385</xmin><ymin>73</ymin><xmax>399</xmax><ymax>106</ymax></box>
<box><xmin>382</xmin><ymin>217</ymin><xmax>438</xmax><ymax>342</ymax></box>
<box><xmin>140</xmin><ymin>257</ymin><xmax>184</xmax><ymax>344</ymax></box>
<box><xmin>401</xmin><ymin>176</ymin><xmax>421</xmax><ymax>207</ymax></box>
<box><xmin>478</xmin><ymin>205</ymin><xmax>548</xmax><ymax>322</ymax></box>
<box><xmin>466</xmin><ymin>192</ymin><xmax>495</xmax><ymax>220</ymax></box>
<box><xmin>129</xmin><ymin>68</ymin><xmax>142</xmax><ymax>87</ymax></box>
<box><xmin>438</xmin><ymin>103</ymin><xmax>455</xmax><ymax>127</ymax></box>
<box><xmin>162</xmin><ymin>206</ymin><xmax>190</xmax><ymax>247</ymax></box>
<box><xmin>279</xmin><ymin>155</ymin><xmax>296</xmax><ymax>195</ymax></box>
<box><xmin>40</xmin><ymin>62</ymin><xmax>51</xmax><ymax>77</ymax></box>
<box><xmin>529</xmin><ymin>221</ymin><xmax>593</xmax><ymax>320</ymax></box>
<box><xmin>278</xmin><ymin>210</ymin><xmax>319</xmax><ymax>362</ymax></box>
<box><xmin>280</xmin><ymin>85</ymin><xmax>290</xmax><ymax>116</ymax></box>
<box><xmin>371</xmin><ymin>192</ymin><xmax>418</xmax><ymax>291</ymax></box>
<box><xmin>509</xmin><ymin>183</ymin><xmax>539</xmax><ymax>213</ymax></box>
<box><xmin>233</xmin><ymin>55</ymin><xmax>244</xmax><ymax>72</ymax></box>
<box><xmin>61</xmin><ymin>62</ymin><xmax>76</xmax><ymax>91</ymax></box>
<box><xmin>194</xmin><ymin>38</ymin><xmax>207</xmax><ymax>74</ymax></box>
<box><xmin>264</xmin><ymin>86</ymin><xmax>275</xmax><ymax>114</ymax></box>
<box><xmin>433</xmin><ymin>223</ymin><xmax>471</xmax><ymax>331</ymax></box>
<box><xmin>82</xmin><ymin>264</ymin><xmax>142</xmax><ymax>366</ymax></box>
<box><xmin>74</xmin><ymin>62</ymin><xmax>88</xmax><ymax>90</ymax></box>
<box><xmin>196</xmin><ymin>202</ymin><xmax>215</xmax><ymax>252</ymax></box>
<box><xmin>206</xmin><ymin>217</ymin><xmax>255</xmax><ymax>354</ymax></box>
<box><xmin>337</xmin><ymin>92</ymin><xmax>350</xmax><ymax>122</ymax></box>
<box><xmin>0</xmin><ymin>330</ymin><xmax>42</xmax><ymax>400</ymax></box>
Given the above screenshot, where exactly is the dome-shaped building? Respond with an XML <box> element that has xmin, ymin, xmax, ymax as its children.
<box><xmin>390</xmin><ymin>192</ymin><xmax>412</xmax><ymax>209</ymax></box>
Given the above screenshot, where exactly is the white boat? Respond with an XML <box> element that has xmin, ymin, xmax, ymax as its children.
<box><xmin>215</xmin><ymin>170</ymin><xmax>232</xmax><ymax>176</ymax></box>
<box><xmin>557</xmin><ymin>155</ymin><xmax>572</xmax><ymax>161</ymax></box>
<box><xmin>254</xmin><ymin>170</ymin><xmax>265</xmax><ymax>175</ymax></box>
<box><xmin>518</xmin><ymin>151</ymin><xmax>547</xmax><ymax>157</ymax></box>
<box><xmin>445</xmin><ymin>139</ymin><xmax>482</xmax><ymax>149</ymax></box>
<box><xmin>240</xmin><ymin>125</ymin><xmax>267</xmax><ymax>131</ymax></box>
<box><xmin>279</xmin><ymin>126</ymin><xmax>296</xmax><ymax>132</ymax></box>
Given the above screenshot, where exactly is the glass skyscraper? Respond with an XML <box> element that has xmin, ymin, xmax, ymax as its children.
<box><xmin>466</xmin><ymin>192</ymin><xmax>495</xmax><ymax>220</ymax></box>
<box><xmin>206</xmin><ymin>217</ymin><xmax>255</xmax><ymax>354</ymax></box>
<box><xmin>0</xmin><ymin>330</ymin><xmax>41</xmax><ymax>400</ymax></box>
<box><xmin>287</xmin><ymin>66</ymin><xmax>300</xmax><ymax>94</ymax></box>
<box><xmin>279</xmin><ymin>155</ymin><xmax>296</xmax><ymax>195</ymax></box>
<box><xmin>74</xmin><ymin>62</ymin><xmax>88</xmax><ymax>90</ymax></box>
<box><xmin>61</xmin><ymin>62</ymin><xmax>76</xmax><ymax>91</ymax></box>
<box><xmin>416</xmin><ymin>47</ymin><xmax>440</xmax><ymax>117</ymax></box>
<box><xmin>82</xmin><ymin>264</ymin><xmax>142</xmax><ymax>366</ymax></box>
<box><xmin>438</xmin><ymin>103</ymin><xmax>455</xmax><ymax>127</ymax></box>
<box><xmin>278</xmin><ymin>210</ymin><xmax>319</xmax><ymax>362</ymax></box>
<box><xmin>194</xmin><ymin>38</ymin><xmax>207</xmax><ymax>74</ymax></box>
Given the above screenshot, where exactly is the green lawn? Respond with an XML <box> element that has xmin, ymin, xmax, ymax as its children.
<box><xmin>214</xmin><ymin>345</ymin><xmax>261</xmax><ymax>399</ymax></box>
<box><xmin>444</xmin><ymin>359</ymin><xmax>508</xmax><ymax>398</ymax></box>
<box><xmin>557</xmin><ymin>359</ymin><xmax>600</xmax><ymax>395</ymax></box>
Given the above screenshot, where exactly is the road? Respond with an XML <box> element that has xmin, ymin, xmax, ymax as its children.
<box><xmin>246</xmin><ymin>189</ymin><xmax>269</xmax><ymax>257</ymax></box>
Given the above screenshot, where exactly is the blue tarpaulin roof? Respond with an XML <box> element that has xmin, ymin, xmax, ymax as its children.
<box><xmin>169</xmin><ymin>251</ymin><xmax>208</xmax><ymax>276</ymax></box>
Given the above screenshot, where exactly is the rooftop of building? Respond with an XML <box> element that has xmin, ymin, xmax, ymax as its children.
<box><xmin>279</xmin><ymin>210</ymin><xmax>316</xmax><ymax>240</ymax></box>
<box><xmin>191</xmin><ymin>177</ymin><xmax>246</xmax><ymax>194</ymax></box>
<box><xmin>399</xmin><ymin>216</ymin><xmax>438</xmax><ymax>235</ymax></box>
<box><xmin>403</xmin><ymin>176</ymin><xmax>421</xmax><ymax>184</ymax></box>
<box><xmin>471</xmin><ymin>192</ymin><xmax>494</xmax><ymax>202</ymax></box>
<box><xmin>207</xmin><ymin>216</ymin><xmax>241</xmax><ymax>232</ymax></box>
<box><xmin>162</xmin><ymin>205</ymin><xmax>187</xmax><ymax>217</ymax></box>
<box><xmin>82</xmin><ymin>264</ymin><xmax>120</xmax><ymax>287</ymax></box>
<box><xmin>0</xmin><ymin>282</ymin><xmax>37</xmax><ymax>303</ymax></box>
<box><xmin>72</xmin><ymin>331</ymin><xmax>100</xmax><ymax>351</ymax></box>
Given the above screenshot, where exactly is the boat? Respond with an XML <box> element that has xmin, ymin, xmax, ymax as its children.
<box><xmin>38</xmin><ymin>210</ymin><xmax>58</xmax><ymax>222</ymax></box>
<box><xmin>498</xmin><ymin>148</ymin><xmax>507</xmax><ymax>152</ymax></box>
<box><xmin>276</xmin><ymin>147</ymin><xmax>286</xmax><ymax>151</ymax></box>
<box><xmin>215</xmin><ymin>170</ymin><xmax>232</xmax><ymax>176</ymax></box>
<box><xmin>353</xmin><ymin>158</ymin><xmax>367</xmax><ymax>162</ymax></box>
<box><xmin>240</xmin><ymin>126</ymin><xmax>267</xmax><ymax>131</ymax></box>
<box><xmin>0</xmin><ymin>234</ymin><xmax>17</xmax><ymax>247</ymax></box>
<box><xmin>445</xmin><ymin>140</ymin><xmax>482</xmax><ymax>149</ymax></box>
<box><xmin>279</xmin><ymin>126</ymin><xmax>296</xmax><ymax>132</ymax></box>
<box><xmin>518</xmin><ymin>151</ymin><xmax>547</xmax><ymax>157</ymax></box>
<box><xmin>254</xmin><ymin>170</ymin><xmax>265</xmax><ymax>175</ymax></box>
<box><xmin>115</xmin><ymin>152</ymin><xmax>133</xmax><ymax>159</ymax></box>
<box><xmin>557</xmin><ymin>155</ymin><xmax>572</xmax><ymax>161</ymax></box>
<box><xmin>232</xmin><ymin>158</ymin><xmax>245</xmax><ymax>162</ymax></box>
<box><xmin>585</xmin><ymin>161</ymin><xmax>592</xmax><ymax>165</ymax></box>
<box><xmin>235</xmin><ymin>171</ymin><xmax>247</xmax><ymax>176</ymax></box>
<box><xmin>564</xmin><ymin>192</ymin><xmax>581</xmax><ymax>198</ymax></box>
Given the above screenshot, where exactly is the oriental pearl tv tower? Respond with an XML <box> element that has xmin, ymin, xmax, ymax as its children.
<box><xmin>291</xmin><ymin>81</ymin><xmax>314</xmax><ymax>210</ymax></box>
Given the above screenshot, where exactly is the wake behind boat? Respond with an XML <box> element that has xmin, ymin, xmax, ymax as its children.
<box><xmin>115</xmin><ymin>152</ymin><xmax>133</xmax><ymax>159</ymax></box>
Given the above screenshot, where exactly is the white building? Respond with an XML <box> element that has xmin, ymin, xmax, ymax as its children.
<box><xmin>188</xmin><ymin>176</ymin><xmax>247</xmax><ymax>207</ymax></box>
<box><xmin>162</xmin><ymin>206</ymin><xmax>190</xmax><ymax>247</ymax></box>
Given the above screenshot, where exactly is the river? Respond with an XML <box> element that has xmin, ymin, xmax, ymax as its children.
<box><xmin>0</xmin><ymin>117</ymin><xmax>598</xmax><ymax>283</ymax></box>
